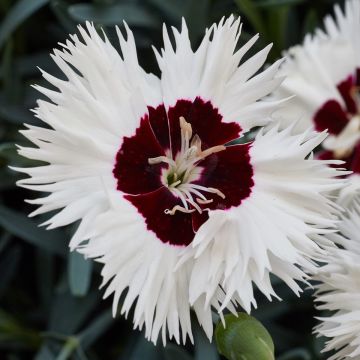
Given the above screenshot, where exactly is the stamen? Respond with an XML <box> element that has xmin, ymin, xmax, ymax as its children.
<box><xmin>189</xmin><ymin>184</ymin><xmax>226</xmax><ymax>199</ymax></box>
<box><xmin>169</xmin><ymin>180</ymin><xmax>181</xmax><ymax>188</ymax></box>
<box><xmin>186</xmin><ymin>146</ymin><xmax>199</xmax><ymax>159</ymax></box>
<box><xmin>148</xmin><ymin>156</ymin><xmax>176</xmax><ymax>166</ymax></box>
<box><xmin>208</xmin><ymin>187</ymin><xmax>226</xmax><ymax>199</ymax></box>
<box><xmin>190</xmin><ymin>134</ymin><xmax>202</xmax><ymax>152</ymax></box>
<box><xmin>148</xmin><ymin>116</ymin><xmax>227</xmax><ymax>216</ymax></box>
<box><xmin>181</xmin><ymin>186</ymin><xmax>207</xmax><ymax>200</ymax></box>
<box><xmin>197</xmin><ymin>198</ymin><xmax>213</xmax><ymax>205</ymax></box>
<box><xmin>171</xmin><ymin>188</ymin><xmax>189</xmax><ymax>209</ymax></box>
<box><xmin>179</xmin><ymin>116</ymin><xmax>192</xmax><ymax>138</ymax></box>
<box><xmin>164</xmin><ymin>205</ymin><xmax>196</xmax><ymax>215</ymax></box>
<box><xmin>181</xmin><ymin>189</ymin><xmax>203</xmax><ymax>213</ymax></box>
<box><xmin>200</xmin><ymin>145</ymin><xmax>226</xmax><ymax>159</ymax></box>
<box><xmin>180</xmin><ymin>116</ymin><xmax>192</xmax><ymax>154</ymax></box>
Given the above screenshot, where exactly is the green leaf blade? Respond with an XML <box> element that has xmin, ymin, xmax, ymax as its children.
<box><xmin>68</xmin><ymin>251</ymin><xmax>93</xmax><ymax>297</ymax></box>
<box><xmin>0</xmin><ymin>0</ymin><xmax>50</xmax><ymax>49</ymax></box>
<box><xmin>67</xmin><ymin>3</ymin><xmax>158</xmax><ymax>28</ymax></box>
<box><xmin>0</xmin><ymin>205</ymin><xmax>66</xmax><ymax>256</ymax></box>
<box><xmin>234</xmin><ymin>0</ymin><xmax>265</xmax><ymax>35</ymax></box>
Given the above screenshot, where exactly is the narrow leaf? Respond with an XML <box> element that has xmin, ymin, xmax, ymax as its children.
<box><xmin>127</xmin><ymin>335</ymin><xmax>162</xmax><ymax>360</ymax></box>
<box><xmin>0</xmin><ymin>244</ymin><xmax>21</xmax><ymax>298</ymax></box>
<box><xmin>185</xmin><ymin>0</ymin><xmax>210</xmax><ymax>42</ymax></box>
<box><xmin>50</xmin><ymin>0</ymin><xmax>77</xmax><ymax>33</ymax></box>
<box><xmin>0</xmin><ymin>205</ymin><xmax>66</xmax><ymax>256</ymax></box>
<box><xmin>194</xmin><ymin>322</ymin><xmax>219</xmax><ymax>360</ymax></box>
<box><xmin>278</xmin><ymin>348</ymin><xmax>312</xmax><ymax>360</ymax></box>
<box><xmin>163</xmin><ymin>344</ymin><xmax>193</xmax><ymax>360</ymax></box>
<box><xmin>0</xmin><ymin>103</ymin><xmax>34</xmax><ymax>124</ymax></box>
<box><xmin>68</xmin><ymin>3</ymin><xmax>158</xmax><ymax>28</ymax></box>
<box><xmin>36</xmin><ymin>250</ymin><xmax>54</xmax><ymax>310</ymax></box>
<box><xmin>49</xmin><ymin>289</ymin><xmax>100</xmax><ymax>334</ymax></box>
<box><xmin>35</xmin><ymin>345</ymin><xmax>56</xmax><ymax>360</ymax></box>
<box><xmin>78</xmin><ymin>310</ymin><xmax>113</xmax><ymax>349</ymax></box>
<box><xmin>0</xmin><ymin>0</ymin><xmax>50</xmax><ymax>49</ymax></box>
<box><xmin>234</xmin><ymin>0</ymin><xmax>265</xmax><ymax>35</ymax></box>
<box><xmin>147</xmin><ymin>0</ymin><xmax>186</xmax><ymax>21</ymax></box>
<box><xmin>68</xmin><ymin>251</ymin><xmax>93</xmax><ymax>297</ymax></box>
<box><xmin>255</xmin><ymin>0</ymin><xmax>305</xmax><ymax>7</ymax></box>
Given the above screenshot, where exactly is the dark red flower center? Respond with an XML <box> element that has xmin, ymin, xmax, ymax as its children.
<box><xmin>113</xmin><ymin>97</ymin><xmax>254</xmax><ymax>246</ymax></box>
<box><xmin>314</xmin><ymin>68</ymin><xmax>360</xmax><ymax>173</ymax></box>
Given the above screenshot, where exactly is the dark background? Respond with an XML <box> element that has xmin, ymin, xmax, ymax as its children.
<box><xmin>0</xmin><ymin>0</ymin><xmax>344</xmax><ymax>359</ymax></box>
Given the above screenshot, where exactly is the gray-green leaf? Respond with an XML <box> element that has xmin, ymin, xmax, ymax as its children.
<box><xmin>68</xmin><ymin>251</ymin><xmax>93</xmax><ymax>297</ymax></box>
<box><xmin>0</xmin><ymin>0</ymin><xmax>50</xmax><ymax>49</ymax></box>
<box><xmin>68</xmin><ymin>3</ymin><xmax>158</xmax><ymax>28</ymax></box>
<box><xmin>0</xmin><ymin>205</ymin><xmax>66</xmax><ymax>256</ymax></box>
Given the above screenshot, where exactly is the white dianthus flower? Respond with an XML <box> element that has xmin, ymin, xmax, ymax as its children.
<box><xmin>14</xmin><ymin>16</ymin><xmax>346</xmax><ymax>344</ymax></box>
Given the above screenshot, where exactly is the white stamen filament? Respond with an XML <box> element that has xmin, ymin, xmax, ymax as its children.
<box><xmin>148</xmin><ymin>117</ymin><xmax>227</xmax><ymax>215</ymax></box>
<box><xmin>148</xmin><ymin>156</ymin><xmax>176</xmax><ymax>167</ymax></box>
<box><xmin>169</xmin><ymin>180</ymin><xmax>181</xmax><ymax>188</ymax></box>
<box><xmin>197</xmin><ymin>198</ymin><xmax>213</xmax><ymax>205</ymax></box>
<box><xmin>164</xmin><ymin>205</ymin><xmax>195</xmax><ymax>215</ymax></box>
<box><xmin>185</xmin><ymin>184</ymin><xmax>226</xmax><ymax>199</ymax></box>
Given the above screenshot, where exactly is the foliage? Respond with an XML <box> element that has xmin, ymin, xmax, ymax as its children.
<box><xmin>0</xmin><ymin>0</ymin><xmax>343</xmax><ymax>359</ymax></box>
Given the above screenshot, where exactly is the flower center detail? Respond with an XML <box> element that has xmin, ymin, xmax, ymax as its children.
<box><xmin>113</xmin><ymin>98</ymin><xmax>253</xmax><ymax>247</ymax></box>
<box><xmin>324</xmin><ymin>85</ymin><xmax>360</xmax><ymax>158</ymax></box>
<box><xmin>324</xmin><ymin>115</ymin><xmax>360</xmax><ymax>158</ymax></box>
<box><xmin>148</xmin><ymin>117</ymin><xmax>226</xmax><ymax>215</ymax></box>
<box><xmin>315</xmin><ymin>70</ymin><xmax>360</xmax><ymax>165</ymax></box>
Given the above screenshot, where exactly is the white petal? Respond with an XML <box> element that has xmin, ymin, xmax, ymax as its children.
<box><xmin>272</xmin><ymin>0</ymin><xmax>360</xmax><ymax>132</ymax></box>
<box><xmin>156</xmin><ymin>16</ymin><xmax>284</xmax><ymax>132</ymax></box>
<box><xmin>314</xmin><ymin>202</ymin><xmax>360</xmax><ymax>360</ymax></box>
<box><xmin>183</xmin><ymin>126</ymin><xmax>346</xmax><ymax>313</ymax></box>
<box><xmin>79</xmin><ymin>193</ymin><xmax>220</xmax><ymax>345</ymax></box>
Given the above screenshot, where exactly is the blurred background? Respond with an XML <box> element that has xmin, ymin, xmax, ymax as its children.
<box><xmin>0</xmin><ymin>0</ymin><xmax>345</xmax><ymax>359</ymax></box>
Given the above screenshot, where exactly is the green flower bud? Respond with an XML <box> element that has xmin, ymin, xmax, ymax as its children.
<box><xmin>215</xmin><ymin>313</ymin><xmax>275</xmax><ymax>360</ymax></box>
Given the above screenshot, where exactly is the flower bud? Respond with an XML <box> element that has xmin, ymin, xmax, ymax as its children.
<box><xmin>215</xmin><ymin>313</ymin><xmax>275</xmax><ymax>360</ymax></box>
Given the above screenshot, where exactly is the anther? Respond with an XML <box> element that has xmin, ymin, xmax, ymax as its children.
<box><xmin>190</xmin><ymin>134</ymin><xmax>202</xmax><ymax>151</ymax></box>
<box><xmin>179</xmin><ymin>116</ymin><xmax>193</xmax><ymax>138</ymax></box>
